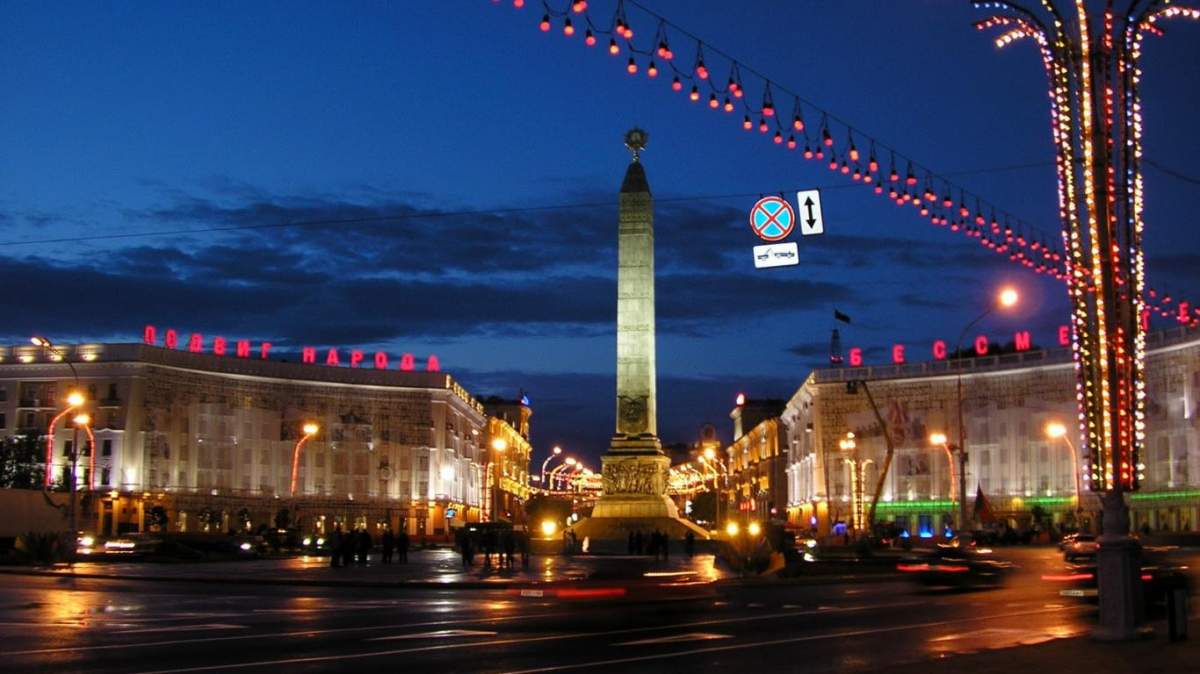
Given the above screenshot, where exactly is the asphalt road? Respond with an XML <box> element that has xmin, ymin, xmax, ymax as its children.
<box><xmin>2</xmin><ymin>546</ymin><xmax>1193</xmax><ymax>673</ymax></box>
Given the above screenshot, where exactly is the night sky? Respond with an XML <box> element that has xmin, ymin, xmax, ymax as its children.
<box><xmin>3</xmin><ymin>2</ymin><xmax>1198</xmax><ymax>466</ymax></box>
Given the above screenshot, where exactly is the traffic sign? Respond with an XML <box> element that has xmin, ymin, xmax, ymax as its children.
<box><xmin>752</xmin><ymin>242</ymin><xmax>799</xmax><ymax>269</ymax></box>
<box><xmin>749</xmin><ymin>196</ymin><xmax>795</xmax><ymax>242</ymax></box>
<box><xmin>797</xmin><ymin>189</ymin><xmax>824</xmax><ymax>236</ymax></box>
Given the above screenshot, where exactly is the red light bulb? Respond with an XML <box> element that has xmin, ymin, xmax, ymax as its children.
<box><xmin>942</xmin><ymin>195</ymin><xmax>952</xmax><ymax>208</ymax></box>
<box><xmin>696</xmin><ymin>61</ymin><xmax>709</xmax><ymax>79</ymax></box>
<box><xmin>763</xmin><ymin>102</ymin><xmax>775</xmax><ymax>117</ymax></box>
<box><xmin>513</xmin><ymin>0</ymin><xmax>524</xmax><ymax>7</ymax></box>
<box><xmin>822</xmin><ymin>128</ymin><xmax>833</xmax><ymax>147</ymax></box>
<box><xmin>585</xmin><ymin>29</ymin><xmax>596</xmax><ymax>46</ymax></box>
<box><xmin>758</xmin><ymin>118</ymin><xmax>768</xmax><ymax>133</ymax></box>
<box><xmin>889</xmin><ymin>169</ymin><xmax>899</xmax><ymax>182</ymax></box>
<box><xmin>874</xmin><ymin>182</ymin><xmax>884</xmax><ymax>194</ymax></box>
<box><xmin>539</xmin><ymin>14</ymin><xmax>550</xmax><ymax>31</ymax></box>
<box><xmin>709</xmin><ymin>93</ymin><xmax>719</xmax><ymax>108</ymax></box>
<box><xmin>793</xmin><ymin>115</ymin><xmax>804</xmax><ymax>131</ymax></box>
<box><xmin>572</xmin><ymin>0</ymin><xmax>587</xmax><ymax>12</ymax></box>
<box><xmin>743</xmin><ymin>115</ymin><xmax>752</xmax><ymax>130</ymax></box>
<box><xmin>609</xmin><ymin>39</ymin><xmax>619</xmax><ymax>55</ymax></box>
<box><xmin>647</xmin><ymin>61</ymin><xmax>658</xmax><ymax>78</ymax></box>
<box><xmin>671</xmin><ymin>76</ymin><xmax>682</xmax><ymax>91</ymax></box>
<box><xmin>723</xmin><ymin>97</ymin><xmax>733</xmax><ymax>112</ymax></box>
<box><xmin>849</xmin><ymin>145</ymin><xmax>859</xmax><ymax>162</ymax></box>
<box><xmin>689</xmin><ymin>85</ymin><xmax>700</xmax><ymax>101</ymax></box>
<box><xmin>563</xmin><ymin>18</ymin><xmax>575</xmax><ymax>36</ymax></box>
<box><xmin>627</xmin><ymin>58</ymin><xmax>637</xmax><ymax>74</ymax></box>
<box><xmin>868</xmin><ymin>157</ymin><xmax>878</xmax><ymax>173</ymax></box>
<box><xmin>804</xmin><ymin>146</ymin><xmax>814</xmax><ymax>159</ymax></box>
<box><xmin>773</xmin><ymin>131</ymin><xmax>783</xmax><ymax>144</ymax></box>
<box><xmin>787</xmin><ymin>135</ymin><xmax>797</xmax><ymax>150</ymax></box>
<box><xmin>829</xmin><ymin>158</ymin><xmax>839</xmax><ymax>170</ymax></box>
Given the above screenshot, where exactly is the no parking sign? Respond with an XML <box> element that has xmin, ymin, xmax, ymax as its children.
<box><xmin>749</xmin><ymin>196</ymin><xmax>795</xmax><ymax>242</ymax></box>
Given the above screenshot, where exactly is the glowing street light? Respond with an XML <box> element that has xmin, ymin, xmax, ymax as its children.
<box><xmin>953</xmin><ymin>285</ymin><xmax>1021</xmax><ymax>532</ymax></box>
<box><xmin>725</xmin><ymin>521</ymin><xmax>739</xmax><ymax>537</ymax></box>
<box><xmin>290</xmin><ymin>422</ymin><xmax>319</xmax><ymax>497</ymax></box>
<box><xmin>928</xmin><ymin>431</ymin><xmax>958</xmax><ymax>508</ymax></box>
<box><xmin>541</xmin><ymin>445</ymin><xmax>564</xmax><ymax>485</ymax></box>
<box><xmin>747</xmin><ymin>521</ymin><xmax>762</xmax><ymax>537</ymax></box>
<box><xmin>484</xmin><ymin>436</ymin><xmax>509</xmax><ymax>522</ymax></box>
<box><xmin>1045</xmin><ymin>421</ymin><xmax>1082</xmax><ymax>514</ymax></box>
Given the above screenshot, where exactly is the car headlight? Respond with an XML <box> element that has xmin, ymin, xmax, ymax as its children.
<box><xmin>239</xmin><ymin>542</ymin><xmax>252</xmax><ymax>551</ymax></box>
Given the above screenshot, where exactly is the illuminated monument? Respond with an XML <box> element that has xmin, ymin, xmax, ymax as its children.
<box><xmin>572</xmin><ymin>130</ymin><xmax>708</xmax><ymax>543</ymax></box>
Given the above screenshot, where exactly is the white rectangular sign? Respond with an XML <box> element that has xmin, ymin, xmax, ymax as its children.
<box><xmin>753</xmin><ymin>242</ymin><xmax>799</xmax><ymax>269</ymax></box>
<box><xmin>797</xmin><ymin>189</ymin><xmax>824</xmax><ymax>236</ymax></box>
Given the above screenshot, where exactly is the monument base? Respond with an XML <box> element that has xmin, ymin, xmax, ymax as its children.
<box><xmin>570</xmin><ymin>447</ymin><xmax>710</xmax><ymax>543</ymax></box>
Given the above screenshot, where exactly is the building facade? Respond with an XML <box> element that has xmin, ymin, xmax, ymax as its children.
<box><xmin>0</xmin><ymin>342</ymin><xmax>499</xmax><ymax>539</ymax></box>
<box><xmin>483</xmin><ymin>397</ymin><xmax>533</xmax><ymax>525</ymax></box>
<box><xmin>783</xmin><ymin>326</ymin><xmax>1200</xmax><ymax>537</ymax></box>
<box><xmin>725</xmin><ymin>398</ymin><xmax>788</xmax><ymax>522</ymax></box>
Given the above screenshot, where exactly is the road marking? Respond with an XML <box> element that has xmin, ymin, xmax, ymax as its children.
<box><xmin>367</xmin><ymin>629</ymin><xmax>498</xmax><ymax>642</ymax></box>
<box><xmin>500</xmin><ymin>606</ymin><xmax>1086</xmax><ymax>674</ymax></box>
<box><xmin>616</xmin><ymin>632</ymin><xmax>732</xmax><ymax>646</ymax></box>
<box><xmin>119</xmin><ymin>624</ymin><xmax>248</xmax><ymax>634</ymax></box>
<box><xmin>128</xmin><ymin>601</ymin><xmax>929</xmax><ymax>674</ymax></box>
<box><xmin>0</xmin><ymin>608</ymin><xmax>580</xmax><ymax>656</ymax></box>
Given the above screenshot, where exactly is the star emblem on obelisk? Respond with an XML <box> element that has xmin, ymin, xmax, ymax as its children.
<box><xmin>623</xmin><ymin>128</ymin><xmax>647</xmax><ymax>162</ymax></box>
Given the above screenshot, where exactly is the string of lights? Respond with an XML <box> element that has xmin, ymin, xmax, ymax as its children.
<box><xmin>490</xmin><ymin>0</ymin><xmax>1197</xmax><ymax>327</ymax></box>
<box><xmin>975</xmin><ymin>0</ymin><xmax>1199</xmax><ymax>495</ymax></box>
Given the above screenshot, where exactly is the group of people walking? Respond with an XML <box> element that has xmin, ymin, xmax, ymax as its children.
<box><xmin>327</xmin><ymin>525</ymin><xmax>409</xmax><ymax>567</ymax></box>
<box><xmin>456</xmin><ymin>526</ymin><xmax>530</xmax><ymax>570</ymax></box>
<box><xmin>628</xmin><ymin>529</ymin><xmax>671</xmax><ymax>560</ymax></box>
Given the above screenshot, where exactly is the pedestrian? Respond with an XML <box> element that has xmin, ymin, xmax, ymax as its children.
<box><xmin>398</xmin><ymin>528</ymin><xmax>410</xmax><ymax>563</ymax></box>
<box><xmin>329</xmin><ymin>527</ymin><xmax>343</xmax><ymax>568</ymax></box>
<box><xmin>357</xmin><ymin>528</ymin><xmax>372</xmax><ymax>565</ymax></box>
<box><xmin>381</xmin><ymin>526</ymin><xmax>395</xmax><ymax>564</ymax></box>
<box><xmin>340</xmin><ymin>528</ymin><xmax>354</xmax><ymax>568</ymax></box>
<box><xmin>484</xmin><ymin>529</ymin><xmax>496</xmax><ymax>569</ymax></box>
<box><xmin>503</xmin><ymin>530</ymin><xmax>515</xmax><ymax>570</ymax></box>
<box><xmin>685</xmin><ymin>530</ymin><xmax>695</xmax><ymax>558</ymax></box>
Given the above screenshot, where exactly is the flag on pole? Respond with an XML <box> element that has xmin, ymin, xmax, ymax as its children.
<box><xmin>973</xmin><ymin>485</ymin><xmax>995</xmax><ymax>525</ymax></box>
<box><xmin>833</xmin><ymin>309</ymin><xmax>852</xmax><ymax>324</ymax></box>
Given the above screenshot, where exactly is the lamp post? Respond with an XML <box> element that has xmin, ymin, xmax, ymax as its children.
<box><xmin>1046</xmin><ymin>421</ymin><xmax>1083</xmax><ymax>519</ymax></box>
<box><xmin>33</xmin><ymin>336</ymin><xmax>86</xmax><ymax>490</ymax></box>
<box><xmin>541</xmin><ymin>445</ymin><xmax>563</xmax><ymax>485</ymax></box>
<box><xmin>290</xmin><ymin>423</ymin><xmax>319</xmax><ymax>497</ymax></box>
<box><xmin>954</xmin><ymin>286</ymin><xmax>1019</xmax><ymax>534</ymax></box>
<box><xmin>929</xmin><ymin>432</ymin><xmax>959</xmax><ymax>532</ymax></box>
<box><xmin>68</xmin><ymin>412</ymin><xmax>91</xmax><ymax>541</ymax></box>
<box><xmin>839</xmin><ymin>432</ymin><xmax>875</xmax><ymax>536</ymax></box>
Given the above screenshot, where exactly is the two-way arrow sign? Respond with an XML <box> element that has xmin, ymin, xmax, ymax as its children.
<box><xmin>797</xmin><ymin>189</ymin><xmax>824</xmax><ymax>236</ymax></box>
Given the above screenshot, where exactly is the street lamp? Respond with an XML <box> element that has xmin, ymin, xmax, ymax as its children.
<box><xmin>540</xmin><ymin>445</ymin><xmax>563</xmax><ymax>485</ymax></box>
<box><xmin>65</xmin><ymin>412</ymin><xmax>93</xmax><ymax>542</ymax></box>
<box><xmin>45</xmin><ymin>390</ymin><xmax>87</xmax><ymax>489</ymax></box>
<box><xmin>290</xmin><ymin>422</ymin><xmax>318</xmax><ymax>497</ymax></box>
<box><xmin>954</xmin><ymin>286</ymin><xmax>1020</xmax><ymax>533</ymax></box>
<box><xmin>929</xmin><ymin>432</ymin><xmax>959</xmax><ymax>532</ymax></box>
<box><xmin>1045</xmin><ymin>421</ymin><xmax>1083</xmax><ymax>518</ymax></box>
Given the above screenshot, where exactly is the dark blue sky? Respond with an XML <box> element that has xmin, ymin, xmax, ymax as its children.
<box><xmin>2</xmin><ymin>1</ymin><xmax>1198</xmax><ymax>465</ymax></box>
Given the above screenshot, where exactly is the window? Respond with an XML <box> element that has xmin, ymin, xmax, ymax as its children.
<box><xmin>103</xmin><ymin>439</ymin><xmax>112</xmax><ymax>456</ymax></box>
<box><xmin>101</xmin><ymin>468</ymin><xmax>110</xmax><ymax>486</ymax></box>
<box><xmin>0</xmin><ymin>387</ymin><xmax>6</xmax><ymax>401</ymax></box>
<box><xmin>0</xmin><ymin>412</ymin><xmax>5</xmax><ymax>429</ymax></box>
<box><xmin>64</xmin><ymin>440</ymin><xmax>73</xmax><ymax>456</ymax></box>
<box><xmin>107</xmin><ymin>383</ymin><xmax>118</xmax><ymax>401</ymax></box>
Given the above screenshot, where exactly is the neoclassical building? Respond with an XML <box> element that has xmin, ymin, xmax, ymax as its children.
<box><xmin>779</xmin><ymin>325</ymin><xmax>1200</xmax><ymax>536</ymax></box>
<box><xmin>0</xmin><ymin>341</ymin><xmax>531</xmax><ymax>539</ymax></box>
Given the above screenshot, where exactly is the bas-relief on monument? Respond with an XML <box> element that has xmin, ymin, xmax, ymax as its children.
<box><xmin>571</xmin><ymin>130</ymin><xmax>709</xmax><ymax>542</ymax></box>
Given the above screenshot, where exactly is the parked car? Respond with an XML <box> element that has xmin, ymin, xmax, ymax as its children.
<box><xmin>1058</xmin><ymin>532</ymin><xmax>1081</xmax><ymax>551</ymax></box>
<box><xmin>1063</xmin><ymin>534</ymin><xmax>1098</xmax><ymax>562</ymax></box>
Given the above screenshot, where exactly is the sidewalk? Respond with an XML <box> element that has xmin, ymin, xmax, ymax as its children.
<box><xmin>0</xmin><ymin>548</ymin><xmax>726</xmax><ymax>590</ymax></box>
<box><xmin>888</xmin><ymin>620</ymin><xmax>1197</xmax><ymax>674</ymax></box>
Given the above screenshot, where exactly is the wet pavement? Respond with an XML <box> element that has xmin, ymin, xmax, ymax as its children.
<box><xmin>0</xmin><ymin>546</ymin><xmax>1194</xmax><ymax>672</ymax></box>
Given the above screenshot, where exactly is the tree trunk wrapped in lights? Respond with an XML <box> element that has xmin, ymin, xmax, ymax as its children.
<box><xmin>975</xmin><ymin>0</ymin><xmax>1199</xmax><ymax>640</ymax></box>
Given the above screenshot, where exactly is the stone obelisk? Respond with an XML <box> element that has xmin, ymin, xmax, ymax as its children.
<box><xmin>572</xmin><ymin>130</ymin><xmax>708</xmax><ymax>543</ymax></box>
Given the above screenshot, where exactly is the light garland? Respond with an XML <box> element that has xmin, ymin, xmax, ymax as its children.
<box><xmin>489</xmin><ymin>0</ymin><xmax>1196</xmax><ymax>327</ymax></box>
<box><xmin>976</xmin><ymin>0</ymin><xmax>1199</xmax><ymax>492</ymax></box>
